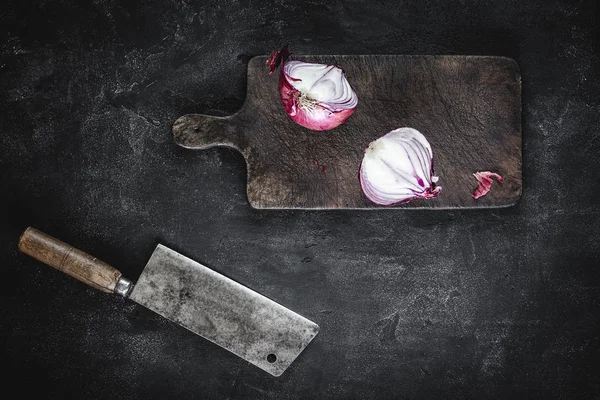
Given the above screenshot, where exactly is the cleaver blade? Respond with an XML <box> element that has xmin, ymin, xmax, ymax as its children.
<box><xmin>130</xmin><ymin>244</ymin><xmax>319</xmax><ymax>376</ymax></box>
<box><xmin>18</xmin><ymin>227</ymin><xmax>319</xmax><ymax>377</ymax></box>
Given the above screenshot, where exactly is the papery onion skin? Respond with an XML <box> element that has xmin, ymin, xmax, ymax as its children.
<box><xmin>359</xmin><ymin>128</ymin><xmax>441</xmax><ymax>206</ymax></box>
<box><xmin>267</xmin><ymin>46</ymin><xmax>358</xmax><ymax>131</ymax></box>
<box><xmin>472</xmin><ymin>171</ymin><xmax>504</xmax><ymax>199</ymax></box>
<box><xmin>266</xmin><ymin>45</ymin><xmax>291</xmax><ymax>74</ymax></box>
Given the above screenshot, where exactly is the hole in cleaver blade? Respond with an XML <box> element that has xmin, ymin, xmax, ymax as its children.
<box><xmin>128</xmin><ymin>244</ymin><xmax>320</xmax><ymax>376</ymax></box>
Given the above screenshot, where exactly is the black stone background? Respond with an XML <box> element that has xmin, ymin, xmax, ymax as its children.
<box><xmin>1</xmin><ymin>0</ymin><xmax>598</xmax><ymax>398</ymax></box>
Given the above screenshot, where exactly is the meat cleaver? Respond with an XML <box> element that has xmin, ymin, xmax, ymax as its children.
<box><xmin>18</xmin><ymin>227</ymin><xmax>319</xmax><ymax>376</ymax></box>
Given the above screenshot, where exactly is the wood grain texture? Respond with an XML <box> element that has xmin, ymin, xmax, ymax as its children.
<box><xmin>173</xmin><ymin>55</ymin><xmax>522</xmax><ymax>209</ymax></box>
<box><xmin>18</xmin><ymin>227</ymin><xmax>122</xmax><ymax>293</ymax></box>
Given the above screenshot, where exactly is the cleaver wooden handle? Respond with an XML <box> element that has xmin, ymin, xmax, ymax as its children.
<box><xmin>18</xmin><ymin>227</ymin><xmax>132</xmax><ymax>295</ymax></box>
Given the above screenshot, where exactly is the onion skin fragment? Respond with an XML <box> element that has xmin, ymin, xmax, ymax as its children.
<box><xmin>266</xmin><ymin>45</ymin><xmax>291</xmax><ymax>75</ymax></box>
<box><xmin>472</xmin><ymin>171</ymin><xmax>504</xmax><ymax>199</ymax></box>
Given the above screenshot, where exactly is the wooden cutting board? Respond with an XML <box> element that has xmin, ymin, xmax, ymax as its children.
<box><xmin>172</xmin><ymin>55</ymin><xmax>521</xmax><ymax>209</ymax></box>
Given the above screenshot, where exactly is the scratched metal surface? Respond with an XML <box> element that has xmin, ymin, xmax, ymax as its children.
<box><xmin>129</xmin><ymin>245</ymin><xmax>319</xmax><ymax>376</ymax></box>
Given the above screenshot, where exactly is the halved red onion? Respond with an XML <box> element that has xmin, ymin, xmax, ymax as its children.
<box><xmin>359</xmin><ymin>128</ymin><xmax>441</xmax><ymax>206</ymax></box>
<box><xmin>267</xmin><ymin>46</ymin><xmax>358</xmax><ymax>131</ymax></box>
<box><xmin>472</xmin><ymin>171</ymin><xmax>504</xmax><ymax>199</ymax></box>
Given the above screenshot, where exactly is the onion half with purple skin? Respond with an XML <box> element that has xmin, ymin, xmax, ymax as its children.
<box><xmin>267</xmin><ymin>46</ymin><xmax>358</xmax><ymax>131</ymax></box>
<box><xmin>359</xmin><ymin>128</ymin><xmax>441</xmax><ymax>206</ymax></box>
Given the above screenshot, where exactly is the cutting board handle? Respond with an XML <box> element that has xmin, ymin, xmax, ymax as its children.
<box><xmin>18</xmin><ymin>227</ymin><xmax>132</xmax><ymax>296</ymax></box>
<box><xmin>172</xmin><ymin>114</ymin><xmax>245</xmax><ymax>152</ymax></box>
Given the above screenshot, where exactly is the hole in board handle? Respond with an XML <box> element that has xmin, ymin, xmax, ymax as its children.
<box><xmin>267</xmin><ymin>354</ymin><xmax>277</xmax><ymax>363</ymax></box>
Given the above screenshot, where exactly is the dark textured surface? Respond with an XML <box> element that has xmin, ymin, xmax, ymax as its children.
<box><xmin>174</xmin><ymin>55</ymin><xmax>522</xmax><ymax>209</ymax></box>
<box><xmin>1</xmin><ymin>0</ymin><xmax>598</xmax><ymax>398</ymax></box>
